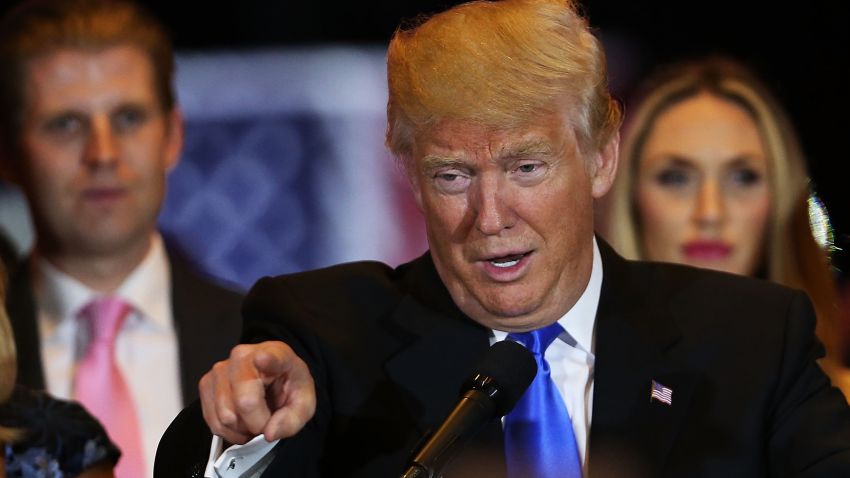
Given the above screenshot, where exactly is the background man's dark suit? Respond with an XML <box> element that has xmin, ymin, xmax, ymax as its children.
<box><xmin>6</xmin><ymin>247</ymin><xmax>243</xmax><ymax>405</ymax></box>
<box><xmin>155</xmin><ymin>240</ymin><xmax>850</xmax><ymax>477</ymax></box>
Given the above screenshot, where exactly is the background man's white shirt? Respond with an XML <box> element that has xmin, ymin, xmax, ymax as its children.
<box><xmin>36</xmin><ymin>234</ymin><xmax>183</xmax><ymax>478</ymax></box>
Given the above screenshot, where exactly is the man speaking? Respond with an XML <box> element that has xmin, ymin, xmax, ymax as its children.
<box><xmin>156</xmin><ymin>0</ymin><xmax>850</xmax><ymax>476</ymax></box>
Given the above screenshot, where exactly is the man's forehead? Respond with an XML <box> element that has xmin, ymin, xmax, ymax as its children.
<box><xmin>23</xmin><ymin>45</ymin><xmax>157</xmax><ymax>108</ymax></box>
<box><xmin>413</xmin><ymin>115</ymin><xmax>574</xmax><ymax>162</ymax></box>
<box><xmin>26</xmin><ymin>45</ymin><xmax>151</xmax><ymax>81</ymax></box>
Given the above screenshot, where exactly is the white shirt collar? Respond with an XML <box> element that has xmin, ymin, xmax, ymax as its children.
<box><xmin>561</xmin><ymin>237</ymin><xmax>602</xmax><ymax>354</ymax></box>
<box><xmin>492</xmin><ymin>236</ymin><xmax>602</xmax><ymax>352</ymax></box>
<box><xmin>34</xmin><ymin>234</ymin><xmax>172</xmax><ymax>329</ymax></box>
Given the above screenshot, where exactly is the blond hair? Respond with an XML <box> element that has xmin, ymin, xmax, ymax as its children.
<box><xmin>385</xmin><ymin>0</ymin><xmax>621</xmax><ymax>164</ymax></box>
<box><xmin>0</xmin><ymin>260</ymin><xmax>18</xmax><ymax>442</ymax></box>
<box><xmin>601</xmin><ymin>57</ymin><xmax>843</xmax><ymax>360</ymax></box>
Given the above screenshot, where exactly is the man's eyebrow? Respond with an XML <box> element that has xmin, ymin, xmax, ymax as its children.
<box><xmin>421</xmin><ymin>154</ymin><xmax>467</xmax><ymax>171</ymax></box>
<box><xmin>420</xmin><ymin>139</ymin><xmax>554</xmax><ymax>170</ymax></box>
<box><xmin>498</xmin><ymin>139</ymin><xmax>554</xmax><ymax>159</ymax></box>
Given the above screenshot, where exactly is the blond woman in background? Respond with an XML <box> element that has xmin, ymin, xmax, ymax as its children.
<box><xmin>599</xmin><ymin>56</ymin><xmax>850</xmax><ymax>399</ymax></box>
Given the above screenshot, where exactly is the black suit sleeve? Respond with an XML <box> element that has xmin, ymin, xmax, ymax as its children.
<box><xmin>154</xmin><ymin>399</ymin><xmax>324</xmax><ymax>478</ymax></box>
<box><xmin>154</xmin><ymin>401</ymin><xmax>213</xmax><ymax>478</ymax></box>
<box><xmin>767</xmin><ymin>291</ymin><xmax>850</xmax><ymax>476</ymax></box>
<box><xmin>239</xmin><ymin>276</ymin><xmax>330</xmax><ymax>477</ymax></box>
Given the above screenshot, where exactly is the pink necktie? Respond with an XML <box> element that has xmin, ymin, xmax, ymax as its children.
<box><xmin>74</xmin><ymin>296</ymin><xmax>145</xmax><ymax>478</ymax></box>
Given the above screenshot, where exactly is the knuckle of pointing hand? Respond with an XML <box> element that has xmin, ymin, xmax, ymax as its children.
<box><xmin>218</xmin><ymin>410</ymin><xmax>237</xmax><ymax>427</ymax></box>
<box><xmin>230</xmin><ymin>344</ymin><xmax>254</xmax><ymax>360</ymax></box>
<box><xmin>200</xmin><ymin>369</ymin><xmax>216</xmax><ymax>386</ymax></box>
<box><xmin>208</xmin><ymin>422</ymin><xmax>225</xmax><ymax>435</ymax></box>
<box><xmin>210</xmin><ymin>359</ymin><xmax>230</xmax><ymax>376</ymax></box>
<box><xmin>235</xmin><ymin>394</ymin><xmax>262</xmax><ymax>412</ymax></box>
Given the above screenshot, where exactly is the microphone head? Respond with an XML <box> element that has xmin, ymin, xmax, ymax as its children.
<box><xmin>464</xmin><ymin>340</ymin><xmax>537</xmax><ymax>416</ymax></box>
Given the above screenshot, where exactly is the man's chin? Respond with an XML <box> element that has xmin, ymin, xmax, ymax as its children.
<box><xmin>472</xmin><ymin>300</ymin><xmax>548</xmax><ymax>332</ymax></box>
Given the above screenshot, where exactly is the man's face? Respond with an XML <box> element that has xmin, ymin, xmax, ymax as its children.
<box><xmin>408</xmin><ymin>108</ymin><xmax>618</xmax><ymax>332</ymax></box>
<box><xmin>11</xmin><ymin>45</ymin><xmax>181</xmax><ymax>259</ymax></box>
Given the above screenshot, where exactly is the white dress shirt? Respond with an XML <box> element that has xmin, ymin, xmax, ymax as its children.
<box><xmin>205</xmin><ymin>238</ymin><xmax>602</xmax><ymax>477</ymax></box>
<box><xmin>36</xmin><ymin>234</ymin><xmax>183</xmax><ymax>478</ymax></box>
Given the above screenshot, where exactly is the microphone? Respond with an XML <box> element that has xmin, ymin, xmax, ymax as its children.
<box><xmin>401</xmin><ymin>340</ymin><xmax>537</xmax><ymax>478</ymax></box>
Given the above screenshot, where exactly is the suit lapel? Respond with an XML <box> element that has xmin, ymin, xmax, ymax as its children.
<box><xmin>170</xmin><ymin>252</ymin><xmax>210</xmax><ymax>405</ymax></box>
<box><xmin>588</xmin><ymin>242</ymin><xmax>697</xmax><ymax>477</ymax></box>
<box><xmin>168</xmin><ymin>249</ymin><xmax>242</xmax><ymax>405</ymax></box>
<box><xmin>6</xmin><ymin>260</ymin><xmax>46</xmax><ymax>389</ymax></box>
<box><xmin>384</xmin><ymin>254</ymin><xmax>492</xmax><ymax>432</ymax></box>
<box><xmin>384</xmin><ymin>295</ymin><xmax>491</xmax><ymax>431</ymax></box>
<box><xmin>383</xmin><ymin>254</ymin><xmax>506</xmax><ymax>476</ymax></box>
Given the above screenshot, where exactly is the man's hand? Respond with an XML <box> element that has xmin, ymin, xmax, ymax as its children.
<box><xmin>199</xmin><ymin>341</ymin><xmax>316</xmax><ymax>444</ymax></box>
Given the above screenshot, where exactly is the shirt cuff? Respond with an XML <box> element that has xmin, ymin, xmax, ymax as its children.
<box><xmin>204</xmin><ymin>434</ymin><xmax>280</xmax><ymax>478</ymax></box>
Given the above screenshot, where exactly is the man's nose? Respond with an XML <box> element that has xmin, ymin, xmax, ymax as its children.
<box><xmin>83</xmin><ymin>116</ymin><xmax>118</xmax><ymax>167</ymax></box>
<box><xmin>473</xmin><ymin>175</ymin><xmax>515</xmax><ymax>235</ymax></box>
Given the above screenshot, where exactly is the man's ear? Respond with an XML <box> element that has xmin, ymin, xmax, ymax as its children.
<box><xmin>164</xmin><ymin>107</ymin><xmax>184</xmax><ymax>172</ymax></box>
<box><xmin>589</xmin><ymin>131</ymin><xmax>620</xmax><ymax>199</ymax></box>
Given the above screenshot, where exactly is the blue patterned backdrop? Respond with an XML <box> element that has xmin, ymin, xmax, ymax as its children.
<box><xmin>160</xmin><ymin>48</ymin><xmax>428</xmax><ymax>290</ymax></box>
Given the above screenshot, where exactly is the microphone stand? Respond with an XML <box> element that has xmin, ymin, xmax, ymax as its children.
<box><xmin>400</xmin><ymin>464</ymin><xmax>431</xmax><ymax>478</ymax></box>
<box><xmin>399</xmin><ymin>374</ymin><xmax>501</xmax><ymax>478</ymax></box>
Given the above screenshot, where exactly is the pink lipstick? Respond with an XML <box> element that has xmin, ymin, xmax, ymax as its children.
<box><xmin>682</xmin><ymin>240</ymin><xmax>732</xmax><ymax>260</ymax></box>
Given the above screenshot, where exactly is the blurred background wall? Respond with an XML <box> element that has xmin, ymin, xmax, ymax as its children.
<box><xmin>0</xmin><ymin>0</ymin><xmax>846</xmax><ymax>290</ymax></box>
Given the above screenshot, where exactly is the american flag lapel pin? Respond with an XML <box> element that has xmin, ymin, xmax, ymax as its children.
<box><xmin>650</xmin><ymin>379</ymin><xmax>673</xmax><ymax>405</ymax></box>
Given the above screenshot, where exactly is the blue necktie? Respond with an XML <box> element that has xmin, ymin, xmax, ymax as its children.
<box><xmin>504</xmin><ymin>322</ymin><xmax>582</xmax><ymax>478</ymax></box>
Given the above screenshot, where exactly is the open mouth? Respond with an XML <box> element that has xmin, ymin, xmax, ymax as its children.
<box><xmin>488</xmin><ymin>252</ymin><xmax>530</xmax><ymax>268</ymax></box>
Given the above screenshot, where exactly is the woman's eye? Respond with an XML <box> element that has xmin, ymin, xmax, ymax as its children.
<box><xmin>655</xmin><ymin>169</ymin><xmax>691</xmax><ymax>187</ymax></box>
<box><xmin>729</xmin><ymin>168</ymin><xmax>762</xmax><ymax>186</ymax></box>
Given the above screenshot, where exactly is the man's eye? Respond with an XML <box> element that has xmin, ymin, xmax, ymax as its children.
<box><xmin>433</xmin><ymin>170</ymin><xmax>471</xmax><ymax>193</ymax></box>
<box><xmin>113</xmin><ymin>107</ymin><xmax>148</xmax><ymax>131</ymax></box>
<box><xmin>43</xmin><ymin>115</ymin><xmax>83</xmax><ymax>135</ymax></box>
<box><xmin>511</xmin><ymin>161</ymin><xmax>548</xmax><ymax>185</ymax></box>
<box><xmin>437</xmin><ymin>173</ymin><xmax>461</xmax><ymax>181</ymax></box>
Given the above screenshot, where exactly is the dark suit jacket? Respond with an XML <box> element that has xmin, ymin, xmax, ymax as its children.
<box><xmin>6</xmin><ymin>248</ymin><xmax>243</xmax><ymax>406</ymax></box>
<box><xmin>155</xmin><ymin>241</ymin><xmax>850</xmax><ymax>477</ymax></box>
